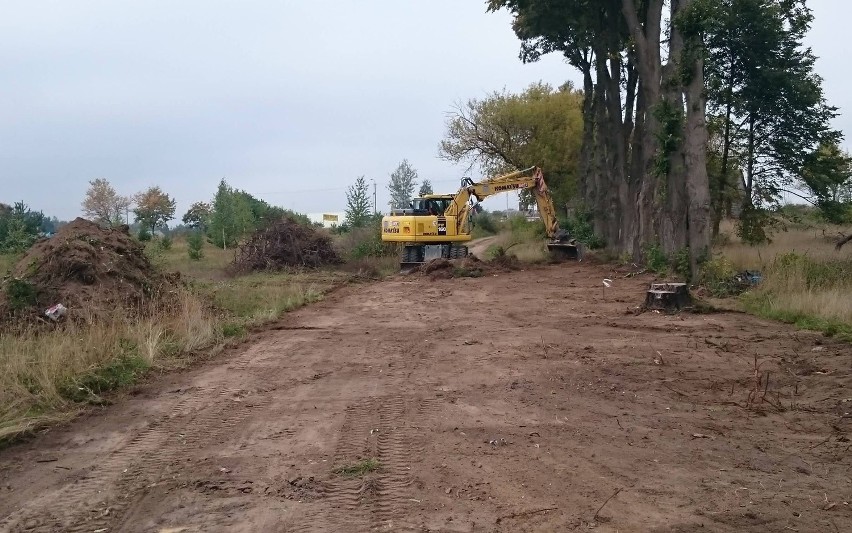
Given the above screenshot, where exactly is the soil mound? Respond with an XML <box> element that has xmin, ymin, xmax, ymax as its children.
<box><xmin>232</xmin><ymin>217</ymin><xmax>340</xmax><ymax>273</ymax></box>
<box><xmin>0</xmin><ymin>218</ymin><xmax>175</xmax><ymax>325</ymax></box>
<box><xmin>417</xmin><ymin>255</ymin><xmax>521</xmax><ymax>280</ymax></box>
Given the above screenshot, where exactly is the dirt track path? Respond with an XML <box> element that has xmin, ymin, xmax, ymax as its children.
<box><xmin>1</xmin><ymin>263</ymin><xmax>850</xmax><ymax>532</ymax></box>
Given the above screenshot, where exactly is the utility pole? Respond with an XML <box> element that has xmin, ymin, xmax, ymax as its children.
<box><xmin>371</xmin><ymin>179</ymin><xmax>377</xmax><ymax>214</ymax></box>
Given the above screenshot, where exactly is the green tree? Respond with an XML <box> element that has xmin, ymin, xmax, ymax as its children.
<box><xmin>801</xmin><ymin>143</ymin><xmax>852</xmax><ymax>223</ymax></box>
<box><xmin>187</xmin><ymin>231</ymin><xmax>205</xmax><ymax>260</ymax></box>
<box><xmin>182</xmin><ymin>201</ymin><xmax>212</xmax><ymax>230</ymax></box>
<box><xmin>440</xmin><ymin>81</ymin><xmax>583</xmax><ymax>209</ymax></box>
<box><xmin>696</xmin><ymin>0</ymin><xmax>839</xmax><ymax>239</ymax></box>
<box><xmin>208</xmin><ymin>179</ymin><xmax>255</xmax><ymax>248</ymax></box>
<box><xmin>133</xmin><ymin>186</ymin><xmax>177</xmax><ymax>236</ymax></box>
<box><xmin>387</xmin><ymin>160</ymin><xmax>417</xmax><ymax>210</ymax></box>
<box><xmin>0</xmin><ymin>202</ymin><xmax>44</xmax><ymax>253</ymax></box>
<box><xmin>418</xmin><ymin>180</ymin><xmax>434</xmax><ymax>196</ymax></box>
<box><xmin>345</xmin><ymin>175</ymin><xmax>372</xmax><ymax>228</ymax></box>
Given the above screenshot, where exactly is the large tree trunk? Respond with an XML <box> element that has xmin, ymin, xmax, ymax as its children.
<box><xmin>622</xmin><ymin>0</ymin><xmax>665</xmax><ymax>257</ymax></box>
<box><xmin>579</xmin><ymin>64</ymin><xmax>596</xmax><ymax>213</ymax></box>
<box><xmin>683</xmin><ymin>24</ymin><xmax>712</xmax><ymax>278</ymax></box>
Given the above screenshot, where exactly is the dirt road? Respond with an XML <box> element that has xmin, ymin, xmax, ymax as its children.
<box><xmin>1</xmin><ymin>263</ymin><xmax>850</xmax><ymax>532</ymax></box>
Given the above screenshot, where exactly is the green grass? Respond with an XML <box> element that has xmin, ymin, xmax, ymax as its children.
<box><xmin>333</xmin><ymin>458</ymin><xmax>380</xmax><ymax>477</ymax></box>
<box><xmin>59</xmin><ymin>353</ymin><xmax>150</xmax><ymax>404</ymax></box>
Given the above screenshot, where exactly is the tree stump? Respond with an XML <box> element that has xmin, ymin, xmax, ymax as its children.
<box><xmin>645</xmin><ymin>283</ymin><xmax>692</xmax><ymax>312</ymax></box>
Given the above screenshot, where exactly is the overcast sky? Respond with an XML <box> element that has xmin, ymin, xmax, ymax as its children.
<box><xmin>1</xmin><ymin>0</ymin><xmax>847</xmax><ymax>222</ymax></box>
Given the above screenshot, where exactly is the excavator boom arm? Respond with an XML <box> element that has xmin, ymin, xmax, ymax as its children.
<box><xmin>461</xmin><ymin>167</ymin><xmax>561</xmax><ymax>239</ymax></box>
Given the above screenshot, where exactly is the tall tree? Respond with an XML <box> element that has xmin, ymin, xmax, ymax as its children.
<box><xmin>440</xmin><ymin>81</ymin><xmax>583</xmax><ymax>210</ymax></box>
<box><xmin>133</xmin><ymin>186</ymin><xmax>177</xmax><ymax>236</ymax></box>
<box><xmin>207</xmin><ymin>179</ymin><xmax>254</xmax><ymax>248</ymax></box>
<box><xmin>345</xmin><ymin>175</ymin><xmax>372</xmax><ymax>228</ymax></box>
<box><xmin>489</xmin><ymin>0</ymin><xmax>713</xmax><ymax>276</ymax></box>
<box><xmin>419</xmin><ymin>180</ymin><xmax>434</xmax><ymax>196</ymax></box>
<box><xmin>697</xmin><ymin>0</ymin><xmax>839</xmax><ymax>240</ymax></box>
<box><xmin>182</xmin><ymin>201</ymin><xmax>212</xmax><ymax>230</ymax></box>
<box><xmin>82</xmin><ymin>178</ymin><xmax>130</xmax><ymax>226</ymax></box>
<box><xmin>387</xmin><ymin>160</ymin><xmax>418</xmax><ymax>210</ymax></box>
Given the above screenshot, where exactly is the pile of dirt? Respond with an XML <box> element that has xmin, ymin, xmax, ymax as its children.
<box><xmin>418</xmin><ymin>255</ymin><xmax>521</xmax><ymax>280</ymax></box>
<box><xmin>232</xmin><ymin>217</ymin><xmax>340</xmax><ymax>273</ymax></box>
<box><xmin>0</xmin><ymin>218</ymin><xmax>177</xmax><ymax>326</ymax></box>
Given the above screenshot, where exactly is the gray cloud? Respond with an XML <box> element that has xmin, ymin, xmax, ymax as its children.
<box><xmin>0</xmin><ymin>0</ymin><xmax>845</xmax><ymax>221</ymax></box>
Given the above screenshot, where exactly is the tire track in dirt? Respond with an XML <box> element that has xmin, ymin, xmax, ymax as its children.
<box><xmin>93</xmin><ymin>388</ymin><xmax>271</xmax><ymax>532</ymax></box>
<box><xmin>0</xmin><ymin>388</ymin><xmax>219</xmax><ymax>533</ymax></box>
<box><xmin>287</xmin><ymin>394</ymin><xmax>438</xmax><ymax>532</ymax></box>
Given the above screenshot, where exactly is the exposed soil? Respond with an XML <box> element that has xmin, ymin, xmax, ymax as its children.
<box><xmin>1</xmin><ymin>262</ymin><xmax>850</xmax><ymax>532</ymax></box>
<box><xmin>0</xmin><ymin>218</ymin><xmax>176</xmax><ymax>326</ymax></box>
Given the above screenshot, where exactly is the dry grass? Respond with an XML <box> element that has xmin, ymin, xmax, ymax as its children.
<box><xmin>717</xmin><ymin>219</ymin><xmax>851</xmax><ymax>270</ymax></box>
<box><xmin>0</xmin><ymin>291</ymin><xmax>220</xmax><ymax>439</ymax></box>
<box><xmin>480</xmin><ymin>229</ymin><xmax>550</xmax><ymax>263</ymax></box>
<box><xmin>717</xmin><ymin>219</ymin><xmax>852</xmax><ymax>339</ymax></box>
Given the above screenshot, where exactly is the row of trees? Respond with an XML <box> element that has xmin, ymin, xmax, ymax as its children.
<box><xmin>82</xmin><ymin>179</ymin><xmax>176</xmax><ymax>237</ymax></box>
<box><xmin>184</xmin><ymin>179</ymin><xmax>309</xmax><ymax>248</ymax></box>
<box><xmin>478</xmin><ymin>0</ymin><xmax>848</xmax><ymax>275</ymax></box>
<box><xmin>344</xmin><ymin>160</ymin><xmax>436</xmax><ymax>228</ymax></box>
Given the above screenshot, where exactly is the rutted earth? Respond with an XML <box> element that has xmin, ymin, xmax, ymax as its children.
<box><xmin>1</xmin><ymin>262</ymin><xmax>850</xmax><ymax>532</ymax></box>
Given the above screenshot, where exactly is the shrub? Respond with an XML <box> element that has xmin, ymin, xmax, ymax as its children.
<box><xmin>643</xmin><ymin>242</ymin><xmax>669</xmax><ymax>274</ymax></box>
<box><xmin>158</xmin><ymin>235</ymin><xmax>173</xmax><ymax>250</ymax></box>
<box><xmin>5</xmin><ymin>278</ymin><xmax>38</xmax><ymax>311</ymax></box>
<box><xmin>137</xmin><ymin>228</ymin><xmax>152</xmax><ymax>242</ymax></box>
<box><xmin>559</xmin><ymin>210</ymin><xmax>605</xmax><ymax>249</ymax></box>
<box><xmin>187</xmin><ymin>231</ymin><xmax>204</xmax><ymax>260</ymax></box>
<box><xmin>471</xmin><ymin>211</ymin><xmax>498</xmax><ymax>237</ymax></box>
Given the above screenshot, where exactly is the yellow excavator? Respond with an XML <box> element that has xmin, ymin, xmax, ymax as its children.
<box><xmin>380</xmin><ymin>166</ymin><xmax>581</xmax><ymax>267</ymax></box>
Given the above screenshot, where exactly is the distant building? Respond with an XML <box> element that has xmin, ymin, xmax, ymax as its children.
<box><xmin>306</xmin><ymin>212</ymin><xmax>345</xmax><ymax>228</ymax></box>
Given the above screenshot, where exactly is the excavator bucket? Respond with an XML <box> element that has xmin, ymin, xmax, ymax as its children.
<box><xmin>547</xmin><ymin>241</ymin><xmax>582</xmax><ymax>261</ymax></box>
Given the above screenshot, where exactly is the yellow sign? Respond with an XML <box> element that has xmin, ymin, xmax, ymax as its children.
<box><xmin>323</xmin><ymin>214</ymin><xmax>339</xmax><ymax>222</ymax></box>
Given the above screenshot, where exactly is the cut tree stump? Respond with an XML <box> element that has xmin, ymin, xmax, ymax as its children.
<box><xmin>645</xmin><ymin>282</ymin><xmax>692</xmax><ymax>312</ymax></box>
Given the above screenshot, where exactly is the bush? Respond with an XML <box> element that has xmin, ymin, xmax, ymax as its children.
<box><xmin>187</xmin><ymin>231</ymin><xmax>204</xmax><ymax>261</ymax></box>
<box><xmin>334</xmin><ymin>218</ymin><xmax>397</xmax><ymax>260</ymax></box>
<box><xmin>559</xmin><ymin>210</ymin><xmax>605</xmax><ymax>249</ymax></box>
<box><xmin>5</xmin><ymin>278</ymin><xmax>38</xmax><ymax>311</ymax></box>
<box><xmin>158</xmin><ymin>235</ymin><xmax>173</xmax><ymax>250</ymax></box>
<box><xmin>643</xmin><ymin>242</ymin><xmax>669</xmax><ymax>274</ymax></box>
<box><xmin>471</xmin><ymin>211</ymin><xmax>498</xmax><ymax>237</ymax></box>
<box><xmin>137</xmin><ymin>228</ymin><xmax>152</xmax><ymax>242</ymax></box>
<box><xmin>701</xmin><ymin>255</ymin><xmax>741</xmax><ymax>296</ymax></box>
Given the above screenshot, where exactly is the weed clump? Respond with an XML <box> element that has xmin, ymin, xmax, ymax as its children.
<box><xmin>334</xmin><ymin>458</ymin><xmax>380</xmax><ymax>477</ymax></box>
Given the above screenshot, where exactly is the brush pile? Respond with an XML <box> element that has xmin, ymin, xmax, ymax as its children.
<box><xmin>232</xmin><ymin>217</ymin><xmax>340</xmax><ymax>273</ymax></box>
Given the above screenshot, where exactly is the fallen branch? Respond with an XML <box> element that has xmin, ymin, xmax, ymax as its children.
<box><xmin>496</xmin><ymin>506</ymin><xmax>558</xmax><ymax>523</ymax></box>
<box><xmin>594</xmin><ymin>487</ymin><xmax>623</xmax><ymax>520</ymax></box>
<box><xmin>836</xmin><ymin>233</ymin><xmax>852</xmax><ymax>250</ymax></box>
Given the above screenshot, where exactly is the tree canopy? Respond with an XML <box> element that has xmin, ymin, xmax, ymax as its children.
<box><xmin>82</xmin><ymin>178</ymin><xmax>130</xmax><ymax>226</ymax></box>
<box><xmin>133</xmin><ymin>186</ymin><xmax>177</xmax><ymax>235</ymax></box>
<box><xmin>388</xmin><ymin>160</ymin><xmax>417</xmax><ymax>210</ymax></box>
<box><xmin>345</xmin><ymin>176</ymin><xmax>372</xmax><ymax>228</ymax></box>
<box><xmin>440</xmin><ymin>81</ymin><xmax>583</xmax><ymax>209</ymax></box>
